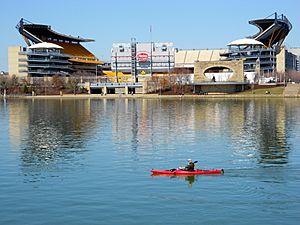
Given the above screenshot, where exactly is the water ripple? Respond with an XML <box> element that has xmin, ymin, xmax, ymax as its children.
<box><xmin>1</xmin><ymin>98</ymin><xmax>300</xmax><ymax>225</ymax></box>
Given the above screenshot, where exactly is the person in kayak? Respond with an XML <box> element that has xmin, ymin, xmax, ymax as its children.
<box><xmin>185</xmin><ymin>159</ymin><xmax>195</xmax><ymax>171</ymax></box>
<box><xmin>182</xmin><ymin>159</ymin><xmax>195</xmax><ymax>171</ymax></box>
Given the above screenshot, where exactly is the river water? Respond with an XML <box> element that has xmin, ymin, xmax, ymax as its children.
<box><xmin>0</xmin><ymin>98</ymin><xmax>299</xmax><ymax>225</ymax></box>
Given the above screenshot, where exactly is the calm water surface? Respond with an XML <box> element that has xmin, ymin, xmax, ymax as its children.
<box><xmin>0</xmin><ymin>98</ymin><xmax>299</xmax><ymax>225</ymax></box>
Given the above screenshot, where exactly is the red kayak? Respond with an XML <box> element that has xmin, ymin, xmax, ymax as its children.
<box><xmin>151</xmin><ymin>169</ymin><xmax>224</xmax><ymax>176</ymax></box>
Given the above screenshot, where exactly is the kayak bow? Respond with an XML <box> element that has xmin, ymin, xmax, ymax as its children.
<box><xmin>151</xmin><ymin>169</ymin><xmax>224</xmax><ymax>176</ymax></box>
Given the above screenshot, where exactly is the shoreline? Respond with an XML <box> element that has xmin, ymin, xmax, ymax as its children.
<box><xmin>1</xmin><ymin>93</ymin><xmax>300</xmax><ymax>99</ymax></box>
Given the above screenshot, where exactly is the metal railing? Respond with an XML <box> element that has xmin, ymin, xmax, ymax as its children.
<box><xmin>89</xmin><ymin>82</ymin><xmax>143</xmax><ymax>88</ymax></box>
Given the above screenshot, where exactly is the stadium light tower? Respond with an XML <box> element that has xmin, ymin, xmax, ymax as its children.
<box><xmin>115</xmin><ymin>52</ymin><xmax>119</xmax><ymax>83</ymax></box>
<box><xmin>150</xmin><ymin>25</ymin><xmax>153</xmax><ymax>77</ymax></box>
<box><xmin>95</xmin><ymin>64</ymin><xmax>98</xmax><ymax>82</ymax></box>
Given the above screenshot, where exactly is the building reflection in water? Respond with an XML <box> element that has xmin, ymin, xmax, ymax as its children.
<box><xmin>8</xmin><ymin>98</ymin><xmax>299</xmax><ymax>183</ymax></box>
<box><xmin>227</xmin><ymin>99</ymin><xmax>291</xmax><ymax>166</ymax></box>
<box><xmin>251</xmin><ymin>99</ymin><xmax>289</xmax><ymax>165</ymax></box>
<box><xmin>110</xmin><ymin>98</ymin><xmax>295</xmax><ymax>167</ymax></box>
<box><xmin>8</xmin><ymin>99</ymin><xmax>96</xmax><ymax>181</ymax></box>
<box><xmin>111</xmin><ymin>99</ymin><xmax>198</xmax><ymax>159</ymax></box>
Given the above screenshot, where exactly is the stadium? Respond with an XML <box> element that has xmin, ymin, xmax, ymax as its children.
<box><xmin>7</xmin><ymin>13</ymin><xmax>299</xmax><ymax>94</ymax></box>
<box><xmin>176</xmin><ymin>13</ymin><xmax>296</xmax><ymax>93</ymax></box>
<box><xmin>14</xmin><ymin>18</ymin><xmax>102</xmax><ymax>77</ymax></box>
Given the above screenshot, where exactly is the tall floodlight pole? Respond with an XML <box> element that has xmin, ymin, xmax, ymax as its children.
<box><xmin>168</xmin><ymin>50</ymin><xmax>171</xmax><ymax>75</ymax></box>
<box><xmin>131</xmin><ymin>38</ymin><xmax>137</xmax><ymax>83</ymax></box>
<box><xmin>95</xmin><ymin>64</ymin><xmax>98</xmax><ymax>82</ymax></box>
<box><xmin>115</xmin><ymin>52</ymin><xmax>118</xmax><ymax>83</ymax></box>
<box><xmin>272</xmin><ymin>50</ymin><xmax>276</xmax><ymax>82</ymax></box>
<box><xmin>150</xmin><ymin>25</ymin><xmax>153</xmax><ymax>77</ymax></box>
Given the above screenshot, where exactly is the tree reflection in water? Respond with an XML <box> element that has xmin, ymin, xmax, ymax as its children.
<box><xmin>166</xmin><ymin>175</ymin><xmax>198</xmax><ymax>188</ymax></box>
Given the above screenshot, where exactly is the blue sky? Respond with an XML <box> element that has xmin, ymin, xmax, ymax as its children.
<box><xmin>1</xmin><ymin>0</ymin><xmax>299</xmax><ymax>71</ymax></box>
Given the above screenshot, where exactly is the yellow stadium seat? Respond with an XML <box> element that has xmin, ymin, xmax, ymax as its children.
<box><xmin>50</xmin><ymin>41</ymin><xmax>101</xmax><ymax>64</ymax></box>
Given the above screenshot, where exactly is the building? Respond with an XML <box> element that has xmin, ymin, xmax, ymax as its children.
<box><xmin>276</xmin><ymin>47</ymin><xmax>298</xmax><ymax>74</ymax></box>
<box><xmin>24</xmin><ymin>42</ymin><xmax>71</xmax><ymax>77</ymax></box>
<box><xmin>287</xmin><ymin>48</ymin><xmax>300</xmax><ymax>71</ymax></box>
<box><xmin>15</xmin><ymin>18</ymin><xmax>102</xmax><ymax>76</ymax></box>
<box><xmin>218</xmin><ymin>13</ymin><xmax>293</xmax><ymax>77</ymax></box>
<box><xmin>111</xmin><ymin>40</ymin><xmax>175</xmax><ymax>81</ymax></box>
<box><xmin>8</xmin><ymin>46</ymin><xmax>28</xmax><ymax>77</ymax></box>
<box><xmin>176</xmin><ymin>12</ymin><xmax>294</xmax><ymax>93</ymax></box>
<box><xmin>220</xmin><ymin>38</ymin><xmax>276</xmax><ymax>83</ymax></box>
<box><xmin>8</xmin><ymin>43</ymin><xmax>71</xmax><ymax>78</ymax></box>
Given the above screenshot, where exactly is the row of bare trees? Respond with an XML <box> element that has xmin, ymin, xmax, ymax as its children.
<box><xmin>285</xmin><ymin>69</ymin><xmax>300</xmax><ymax>83</ymax></box>
<box><xmin>254</xmin><ymin>69</ymin><xmax>300</xmax><ymax>83</ymax></box>
<box><xmin>145</xmin><ymin>68</ymin><xmax>193</xmax><ymax>94</ymax></box>
<box><xmin>1</xmin><ymin>69</ymin><xmax>299</xmax><ymax>96</ymax></box>
<box><xmin>0</xmin><ymin>74</ymin><xmax>86</xmax><ymax>96</ymax></box>
<box><xmin>145</xmin><ymin>73</ymin><xmax>193</xmax><ymax>94</ymax></box>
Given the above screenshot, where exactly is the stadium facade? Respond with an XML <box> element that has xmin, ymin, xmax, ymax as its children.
<box><xmin>108</xmin><ymin>14</ymin><xmax>296</xmax><ymax>86</ymax></box>
<box><xmin>7</xmin><ymin>13</ymin><xmax>299</xmax><ymax>94</ymax></box>
<box><xmin>111</xmin><ymin>40</ymin><xmax>175</xmax><ymax>82</ymax></box>
<box><xmin>8</xmin><ymin>46</ymin><xmax>28</xmax><ymax>78</ymax></box>
<box><xmin>24</xmin><ymin>42</ymin><xmax>71</xmax><ymax>77</ymax></box>
<box><xmin>174</xmin><ymin>13</ymin><xmax>296</xmax><ymax>93</ymax></box>
<box><xmin>220</xmin><ymin>13</ymin><xmax>292</xmax><ymax>81</ymax></box>
<box><xmin>9</xmin><ymin>18</ymin><xmax>101</xmax><ymax>78</ymax></box>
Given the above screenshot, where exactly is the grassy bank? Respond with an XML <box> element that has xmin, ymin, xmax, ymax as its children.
<box><xmin>236</xmin><ymin>86</ymin><xmax>285</xmax><ymax>95</ymax></box>
<box><xmin>2</xmin><ymin>85</ymin><xmax>299</xmax><ymax>99</ymax></box>
<box><xmin>2</xmin><ymin>93</ymin><xmax>299</xmax><ymax>100</ymax></box>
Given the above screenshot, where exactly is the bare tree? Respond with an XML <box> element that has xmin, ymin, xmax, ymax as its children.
<box><xmin>52</xmin><ymin>75</ymin><xmax>66</xmax><ymax>89</ymax></box>
<box><xmin>68</xmin><ymin>76</ymin><xmax>81</xmax><ymax>95</ymax></box>
<box><xmin>286</xmin><ymin>69</ymin><xmax>300</xmax><ymax>83</ymax></box>
<box><xmin>0</xmin><ymin>75</ymin><xmax>19</xmax><ymax>95</ymax></box>
<box><xmin>9</xmin><ymin>75</ymin><xmax>18</xmax><ymax>87</ymax></box>
<box><xmin>0</xmin><ymin>75</ymin><xmax>8</xmax><ymax>95</ymax></box>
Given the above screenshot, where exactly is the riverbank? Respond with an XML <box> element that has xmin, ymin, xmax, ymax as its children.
<box><xmin>2</xmin><ymin>93</ymin><xmax>300</xmax><ymax>99</ymax></box>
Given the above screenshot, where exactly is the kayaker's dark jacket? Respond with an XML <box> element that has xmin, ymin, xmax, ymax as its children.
<box><xmin>185</xmin><ymin>162</ymin><xmax>195</xmax><ymax>171</ymax></box>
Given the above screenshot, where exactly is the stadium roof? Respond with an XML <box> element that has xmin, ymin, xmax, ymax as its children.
<box><xmin>28</xmin><ymin>42</ymin><xmax>63</xmax><ymax>49</ymax></box>
<box><xmin>248</xmin><ymin>13</ymin><xmax>292</xmax><ymax>48</ymax></box>
<box><xmin>227</xmin><ymin>38</ymin><xmax>264</xmax><ymax>46</ymax></box>
<box><xmin>17</xmin><ymin>18</ymin><xmax>94</xmax><ymax>43</ymax></box>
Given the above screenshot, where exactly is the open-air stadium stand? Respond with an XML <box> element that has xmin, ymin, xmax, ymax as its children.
<box><xmin>50</xmin><ymin>41</ymin><xmax>101</xmax><ymax>64</ymax></box>
<box><xmin>175</xmin><ymin>49</ymin><xmax>226</xmax><ymax>68</ymax></box>
<box><xmin>185</xmin><ymin>51</ymin><xmax>200</xmax><ymax>64</ymax></box>
<box><xmin>199</xmin><ymin>50</ymin><xmax>213</xmax><ymax>61</ymax></box>
<box><xmin>249</xmin><ymin>12</ymin><xmax>292</xmax><ymax>49</ymax></box>
<box><xmin>211</xmin><ymin>49</ymin><xmax>226</xmax><ymax>61</ymax></box>
<box><xmin>16</xmin><ymin>18</ymin><xmax>102</xmax><ymax>73</ymax></box>
<box><xmin>174</xmin><ymin>51</ymin><xmax>187</xmax><ymax>67</ymax></box>
<box><xmin>175</xmin><ymin>13</ymin><xmax>291</xmax><ymax>70</ymax></box>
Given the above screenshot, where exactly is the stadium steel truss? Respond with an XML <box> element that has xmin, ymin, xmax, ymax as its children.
<box><xmin>222</xmin><ymin>13</ymin><xmax>292</xmax><ymax>75</ymax></box>
<box><xmin>249</xmin><ymin>12</ymin><xmax>292</xmax><ymax>49</ymax></box>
